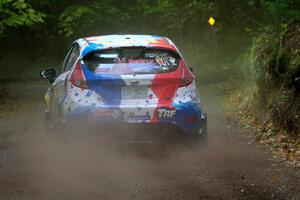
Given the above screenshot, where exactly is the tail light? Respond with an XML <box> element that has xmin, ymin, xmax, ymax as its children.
<box><xmin>70</xmin><ymin>61</ymin><xmax>88</xmax><ymax>89</ymax></box>
<box><xmin>179</xmin><ymin>67</ymin><xmax>193</xmax><ymax>87</ymax></box>
<box><xmin>185</xmin><ymin>116</ymin><xmax>198</xmax><ymax>124</ymax></box>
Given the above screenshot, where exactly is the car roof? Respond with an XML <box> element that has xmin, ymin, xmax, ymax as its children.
<box><xmin>77</xmin><ymin>34</ymin><xmax>178</xmax><ymax>57</ymax></box>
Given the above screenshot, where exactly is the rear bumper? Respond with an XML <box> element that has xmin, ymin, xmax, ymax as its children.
<box><xmin>62</xmin><ymin>103</ymin><xmax>206</xmax><ymax>135</ymax></box>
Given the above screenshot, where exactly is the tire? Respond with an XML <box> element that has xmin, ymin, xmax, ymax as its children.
<box><xmin>44</xmin><ymin>104</ymin><xmax>66</xmax><ymax>135</ymax></box>
<box><xmin>44</xmin><ymin>111</ymin><xmax>61</xmax><ymax>135</ymax></box>
<box><xmin>187</xmin><ymin>113</ymin><xmax>208</xmax><ymax>147</ymax></box>
<box><xmin>45</xmin><ymin>111</ymin><xmax>54</xmax><ymax>128</ymax></box>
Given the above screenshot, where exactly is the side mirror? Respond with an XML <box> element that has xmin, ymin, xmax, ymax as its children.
<box><xmin>39</xmin><ymin>68</ymin><xmax>56</xmax><ymax>83</ymax></box>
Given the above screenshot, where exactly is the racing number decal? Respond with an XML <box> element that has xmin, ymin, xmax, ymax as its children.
<box><xmin>157</xmin><ymin>108</ymin><xmax>176</xmax><ymax>119</ymax></box>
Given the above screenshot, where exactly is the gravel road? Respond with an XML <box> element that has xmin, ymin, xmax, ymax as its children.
<box><xmin>0</xmin><ymin>82</ymin><xmax>299</xmax><ymax>200</ymax></box>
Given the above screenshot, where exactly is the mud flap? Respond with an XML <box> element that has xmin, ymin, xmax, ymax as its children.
<box><xmin>188</xmin><ymin>113</ymin><xmax>208</xmax><ymax>147</ymax></box>
<box><xmin>199</xmin><ymin>113</ymin><xmax>208</xmax><ymax>136</ymax></box>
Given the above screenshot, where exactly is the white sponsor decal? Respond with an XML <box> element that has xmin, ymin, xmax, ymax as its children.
<box><xmin>157</xmin><ymin>108</ymin><xmax>176</xmax><ymax>119</ymax></box>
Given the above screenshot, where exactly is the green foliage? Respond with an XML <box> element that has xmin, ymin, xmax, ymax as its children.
<box><xmin>250</xmin><ymin>26</ymin><xmax>281</xmax><ymax>82</ymax></box>
<box><xmin>0</xmin><ymin>0</ymin><xmax>45</xmax><ymax>35</ymax></box>
<box><xmin>239</xmin><ymin>21</ymin><xmax>300</xmax><ymax>134</ymax></box>
<box><xmin>139</xmin><ymin>0</ymin><xmax>216</xmax><ymax>31</ymax></box>
<box><xmin>57</xmin><ymin>0</ymin><xmax>130</xmax><ymax>37</ymax></box>
<box><xmin>1</xmin><ymin>0</ymin><xmax>300</xmax><ymax>82</ymax></box>
<box><xmin>250</xmin><ymin>21</ymin><xmax>300</xmax><ymax>89</ymax></box>
<box><xmin>261</xmin><ymin>0</ymin><xmax>300</xmax><ymax>20</ymax></box>
<box><xmin>57</xmin><ymin>5</ymin><xmax>91</xmax><ymax>36</ymax></box>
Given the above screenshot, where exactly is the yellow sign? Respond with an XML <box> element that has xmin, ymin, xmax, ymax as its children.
<box><xmin>208</xmin><ymin>17</ymin><xmax>216</xmax><ymax>26</ymax></box>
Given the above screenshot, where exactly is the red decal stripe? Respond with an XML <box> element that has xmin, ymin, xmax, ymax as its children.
<box><xmin>150</xmin><ymin>60</ymin><xmax>185</xmax><ymax>123</ymax></box>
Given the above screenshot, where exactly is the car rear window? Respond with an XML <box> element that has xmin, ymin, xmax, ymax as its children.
<box><xmin>83</xmin><ymin>47</ymin><xmax>180</xmax><ymax>75</ymax></box>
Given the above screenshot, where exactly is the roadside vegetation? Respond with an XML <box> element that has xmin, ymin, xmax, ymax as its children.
<box><xmin>228</xmin><ymin>22</ymin><xmax>300</xmax><ymax>165</ymax></box>
<box><xmin>0</xmin><ymin>0</ymin><xmax>266</xmax><ymax>81</ymax></box>
<box><xmin>236</xmin><ymin>21</ymin><xmax>300</xmax><ymax>135</ymax></box>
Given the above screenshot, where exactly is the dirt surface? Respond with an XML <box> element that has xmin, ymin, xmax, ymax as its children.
<box><xmin>0</xmin><ymin>82</ymin><xmax>299</xmax><ymax>200</ymax></box>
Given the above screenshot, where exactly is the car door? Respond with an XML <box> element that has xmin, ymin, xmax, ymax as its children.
<box><xmin>52</xmin><ymin>44</ymin><xmax>80</xmax><ymax>113</ymax></box>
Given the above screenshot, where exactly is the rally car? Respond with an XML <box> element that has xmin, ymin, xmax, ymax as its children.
<box><xmin>40</xmin><ymin>34</ymin><xmax>207</xmax><ymax>141</ymax></box>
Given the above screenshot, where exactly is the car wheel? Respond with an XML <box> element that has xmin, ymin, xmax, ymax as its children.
<box><xmin>44</xmin><ymin>111</ymin><xmax>59</xmax><ymax>133</ymax></box>
<box><xmin>187</xmin><ymin>114</ymin><xmax>208</xmax><ymax>147</ymax></box>
<box><xmin>45</xmin><ymin>111</ymin><xmax>54</xmax><ymax>128</ymax></box>
<box><xmin>44</xmin><ymin>103</ymin><xmax>65</xmax><ymax>135</ymax></box>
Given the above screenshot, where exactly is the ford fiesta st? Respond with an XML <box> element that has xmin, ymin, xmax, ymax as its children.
<box><xmin>40</xmin><ymin>34</ymin><xmax>207</xmax><ymax>141</ymax></box>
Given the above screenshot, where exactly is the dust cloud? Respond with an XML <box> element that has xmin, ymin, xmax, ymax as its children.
<box><xmin>0</xmin><ymin>83</ymin><xmax>299</xmax><ymax>200</ymax></box>
<box><xmin>1</xmin><ymin>121</ymin><xmax>262</xmax><ymax>199</ymax></box>
<box><xmin>2</xmin><ymin>125</ymin><xmax>201</xmax><ymax>199</ymax></box>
